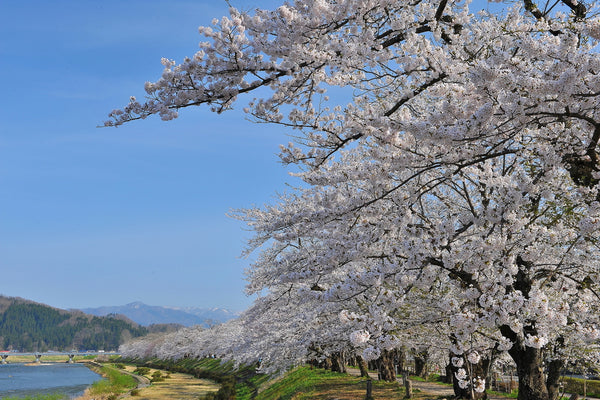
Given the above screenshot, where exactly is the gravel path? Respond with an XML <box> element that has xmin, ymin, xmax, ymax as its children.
<box><xmin>409</xmin><ymin>379</ymin><xmax>454</xmax><ymax>397</ymax></box>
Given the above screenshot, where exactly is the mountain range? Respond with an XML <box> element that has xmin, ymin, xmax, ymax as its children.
<box><xmin>80</xmin><ymin>302</ymin><xmax>239</xmax><ymax>327</ymax></box>
<box><xmin>0</xmin><ymin>295</ymin><xmax>148</xmax><ymax>352</ymax></box>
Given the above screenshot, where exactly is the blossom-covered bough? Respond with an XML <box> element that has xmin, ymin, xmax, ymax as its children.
<box><xmin>109</xmin><ymin>1</ymin><xmax>600</xmax><ymax>399</ymax></box>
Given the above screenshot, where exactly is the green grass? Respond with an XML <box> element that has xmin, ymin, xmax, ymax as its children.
<box><xmin>255</xmin><ymin>366</ymin><xmax>403</xmax><ymax>400</ymax></box>
<box><xmin>487</xmin><ymin>388</ymin><xmax>519</xmax><ymax>398</ymax></box>
<box><xmin>3</xmin><ymin>394</ymin><xmax>67</xmax><ymax>400</ymax></box>
<box><xmin>119</xmin><ymin>357</ymin><xmax>407</xmax><ymax>400</ymax></box>
<box><xmin>561</xmin><ymin>376</ymin><xmax>600</xmax><ymax>398</ymax></box>
<box><xmin>88</xmin><ymin>365</ymin><xmax>137</xmax><ymax>396</ymax></box>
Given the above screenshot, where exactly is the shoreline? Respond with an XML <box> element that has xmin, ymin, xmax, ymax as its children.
<box><xmin>73</xmin><ymin>361</ymin><xmax>148</xmax><ymax>400</ymax></box>
<box><xmin>1</xmin><ymin>360</ymin><xmax>219</xmax><ymax>399</ymax></box>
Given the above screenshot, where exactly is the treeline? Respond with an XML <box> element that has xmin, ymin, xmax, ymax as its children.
<box><xmin>0</xmin><ymin>297</ymin><xmax>148</xmax><ymax>351</ymax></box>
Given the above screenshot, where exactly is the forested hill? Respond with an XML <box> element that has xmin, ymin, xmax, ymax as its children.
<box><xmin>0</xmin><ymin>295</ymin><xmax>148</xmax><ymax>352</ymax></box>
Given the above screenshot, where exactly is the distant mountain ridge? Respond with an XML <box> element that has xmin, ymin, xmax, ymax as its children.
<box><xmin>0</xmin><ymin>295</ymin><xmax>147</xmax><ymax>352</ymax></box>
<box><xmin>80</xmin><ymin>302</ymin><xmax>239</xmax><ymax>327</ymax></box>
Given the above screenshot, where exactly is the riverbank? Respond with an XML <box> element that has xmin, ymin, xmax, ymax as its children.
<box><xmin>75</xmin><ymin>362</ymin><xmax>219</xmax><ymax>400</ymax></box>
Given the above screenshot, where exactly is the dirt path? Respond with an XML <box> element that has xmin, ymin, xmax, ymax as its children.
<box><xmin>409</xmin><ymin>379</ymin><xmax>455</xmax><ymax>397</ymax></box>
<box><xmin>346</xmin><ymin>367</ymin><xmax>510</xmax><ymax>399</ymax></box>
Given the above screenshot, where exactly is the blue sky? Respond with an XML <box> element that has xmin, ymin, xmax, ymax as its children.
<box><xmin>0</xmin><ymin>0</ymin><xmax>287</xmax><ymax>311</ymax></box>
<box><xmin>0</xmin><ymin>0</ymin><xmax>506</xmax><ymax>312</ymax></box>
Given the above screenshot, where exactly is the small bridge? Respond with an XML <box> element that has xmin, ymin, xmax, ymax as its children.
<box><xmin>0</xmin><ymin>351</ymin><xmax>120</xmax><ymax>364</ymax></box>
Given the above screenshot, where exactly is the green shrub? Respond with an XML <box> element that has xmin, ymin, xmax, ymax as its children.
<box><xmin>561</xmin><ymin>377</ymin><xmax>600</xmax><ymax>397</ymax></box>
<box><xmin>151</xmin><ymin>370</ymin><xmax>165</xmax><ymax>382</ymax></box>
<box><xmin>134</xmin><ymin>366</ymin><xmax>151</xmax><ymax>376</ymax></box>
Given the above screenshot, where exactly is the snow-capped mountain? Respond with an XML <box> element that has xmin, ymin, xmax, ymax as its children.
<box><xmin>80</xmin><ymin>302</ymin><xmax>239</xmax><ymax>327</ymax></box>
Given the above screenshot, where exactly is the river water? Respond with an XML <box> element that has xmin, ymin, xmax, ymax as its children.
<box><xmin>0</xmin><ymin>363</ymin><xmax>102</xmax><ymax>398</ymax></box>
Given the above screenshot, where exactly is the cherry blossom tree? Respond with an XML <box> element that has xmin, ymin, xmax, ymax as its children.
<box><xmin>108</xmin><ymin>1</ymin><xmax>600</xmax><ymax>399</ymax></box>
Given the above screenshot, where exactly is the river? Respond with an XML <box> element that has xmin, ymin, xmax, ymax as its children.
<box><xmin>0</xmin><ymin>363</ymin><xmax>102</xmax><ymax>398</ymax></box>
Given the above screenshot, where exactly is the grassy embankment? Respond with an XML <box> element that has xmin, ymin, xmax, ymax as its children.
<box><xmin>124</xmin><ymin>358</ymin><xmax>421</xmax><ymax>400</ymax></box>
<box><xmin>254</xmin><ymin>365</ymin><xmax>405</xmax><ymax>400</ymax></box>
<box><xmin>81</xmin><ymin>363</ymin><xmax>138</xmax><ymax>399</ymax></box>
<box><xmin>3</xmin><ymin>395</ymin><xmax>67</xmax><ymax>400</ymax></box>
<box><xmin>122</xmin><ymin>356</ymin><xmax>266</xmax><ymax>399</ymax></box>
<box><xmin>117</xmin><ymin>364</ymin><xmax>219</xmax><ymax>399</ymax></box>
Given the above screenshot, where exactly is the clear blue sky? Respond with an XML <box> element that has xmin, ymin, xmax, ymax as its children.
<box><xmin>0</xmin><ymin>0</ymin><xmax>287</xmax><ymax>312</ymax></box>
<box><xmin>0</xmin><ymin>0</ymin><xmax>502</xmax><ymax>312</ymax></box>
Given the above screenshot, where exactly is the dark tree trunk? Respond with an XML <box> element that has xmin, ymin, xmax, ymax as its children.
<box><xmin>377</xmin><ymin>349</ymin><xmax>397</xmax><ymax>382</ymax></box>
<box><xmin>499</xmin><ymin>257</ymin><xmax>555</xmax><ymax>400</ymax></box>
<box><xmin>444</xmin><ymin>362</ymin><xmax>454</xmax><ymax>384</ymax></box>
<box><xmin>396</xmin><ymin>348</ymin><xmax>406</xmax><ymax>375</ymax></box>
<box><xmin>414</xmin><ymin>351</ymin><xmax>428</xmax><ymax>378</ymax></box>
<box><xmin>357</xmin><ymin>355</ymin><xmax>370</xmax><ymax>377</ymax></box>
<box><xmin>513</xmin><ymin>346</ymin><xmax>549</xmax><ymax>400</ymax></box>
<box><xmin>330</xmin><ymin>352</ymin><xmax>346</xmax><ymax>373</ymax></box>
<box><xmin>368</xmin><ymin>359</ymin><xmax>378</xmax><ymax>372</ymax></box>
<box><xmin>321</xmin><ymin>357</ymin><xmax>333</xmax><ymax>370</ymax></box>
<box><xmin>501</xmin><ymin>325</ymin><xmax>550</xmax><ymax>400</ymax></box>
<box><xmin>546</xmin><ymin>359</ymin><xmax>564</xmax><ymax>400</ymax></box>
<box><xmin>448</xmin><ymin>352</ymin><xmax>489</xmax><ymax>400</ymax></box>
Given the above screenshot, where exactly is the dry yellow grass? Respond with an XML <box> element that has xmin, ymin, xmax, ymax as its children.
<box><xmin>118</xmin><ymin>365</ymin><xmax>220</xmax><ymax>400</ymax></box>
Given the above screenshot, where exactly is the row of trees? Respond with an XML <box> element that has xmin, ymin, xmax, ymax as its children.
<box><xmin>110</xmin><ymin>1</ymin><xmax>600</xmax><ymax>399</ymax></box>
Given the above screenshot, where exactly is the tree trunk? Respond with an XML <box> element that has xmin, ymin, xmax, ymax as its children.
<box><xmin>396</xmin><ymin>348</ymin><xmax>406</xmax><ymax>375</ymax></box>
<box><xmin>321</xmin><ymin>357</ymin><xmax>333</xmax><ymax>370</ymax></box>
<box><xmin>414</xmin><ymin>351</ymin><xmax>428</xmax><ymax>378</ymax></box>
<box><xmin>357</xmin><ymin>355</ymin><xmax>370</xmax><ymax>377</ymax></box>
<box><xmin>500</xmin><ymin>257</ymin><xmax>552</xmax><ymax>400</ymax></box>
<box><xmin>514</xmin><ymin>347</ymin><xmax>549</xmax><ymax>400</ymax></box>
<box><xmin>377</xmin><ymin>349</ymin><xmax>397</xmax><ymax>382</ymax></box>
<box><xmin>448</xmin><ymin>352</ymin><xmax>489</xmax><ymax>400</ymax></box>
<box><xmin>546</xmin><ymin>358</ymin><xmax>564</xmax><ymax>400</ymax></box>
<box><xmin>330</xmin><ymin>352</ymin><xmax>346</xmax><ymax>373</ymax></box>
<box><xmin>501</xmin><ymin>325</ymin><xmax>550</xmax><ymax>400</ymax></box>
<box><xmin>444</xmin><ymin>362</ymin><xmax>454</xmax><ymax>384</ymax></box>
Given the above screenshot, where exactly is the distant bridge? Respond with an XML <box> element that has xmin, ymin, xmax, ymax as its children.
<box><xmin>0</xmin><ymin>351</ymin><xmax>120</xmax><ymax>364</ymax></box>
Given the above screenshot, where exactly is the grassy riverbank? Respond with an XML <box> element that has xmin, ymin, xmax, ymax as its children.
<box><xmin>75</xmin><ymin>362</ymin><xmax>138</xmax><ymax>399</ymax></box>
<box><xmin>121</xmin><ymin>358</ymin><xmax>427</xmax><ymax>400</ymax></box>
<box><xmin>1</xmin><ymin>360</ymin><xmax>219</xmax><ymax>400</ymax></box>
<box><xmin>122</xmin><ymin>356</ymin><xmax>266</xmax><ymax>399</ymax></box>
<box><xmin>75</xmin><ymin>361</ymin><xmax>220</xmax><ymax>400</ymax></box>
<box><xmin>3</xmin><ymin>395</ymin><xmax>67</xmax><ymax>400</ymax></box>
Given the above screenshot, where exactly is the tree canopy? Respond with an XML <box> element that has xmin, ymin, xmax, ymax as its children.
<box><xmin>109</xmin><ymin>1</ymin><xmax>600</xmax><ymax>399</ymax></box>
